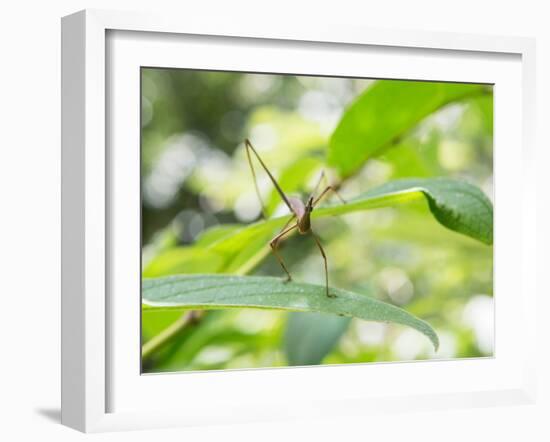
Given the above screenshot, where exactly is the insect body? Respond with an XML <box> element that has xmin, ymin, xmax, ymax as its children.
<box><xmin>244</xmin><ymin>139</ymin><xmax>345</xmax><ymax>298</ymax></box>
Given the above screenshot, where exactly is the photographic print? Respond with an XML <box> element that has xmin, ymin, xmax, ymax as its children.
<box><xmin>141</xmin><ymin>68</ymin><xmax>493</xmax><ymax>373</ymax></box>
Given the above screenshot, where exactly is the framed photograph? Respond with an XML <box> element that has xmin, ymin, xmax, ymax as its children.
<box><xmin>61</xmin><ymin>9</ymin><xmax>537</xmax><ymax>432</ymax></box>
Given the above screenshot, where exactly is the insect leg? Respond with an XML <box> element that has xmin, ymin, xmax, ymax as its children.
<box><xmin>279</xmin><ymin>213</ymin><xmax>297</xmax><ymax>232</ymax></box>
<box><xmin>245</xmin><ymin>139</ymin><xmax>267</xmax><ymax>219</ymax></box>
<box><xmin>245</xmin><ymin>139</ymin><xmax>294</xmax><ymax>215</ymax></box>
<box><xmin>311</xmin><ymin>231</ymin><xmax>335</xmax><ymax>298</ymax></box>
<box><xmin>269</xmin><ymin>222</ymin><xmax>298</xmax><ymax>282</ymax></box>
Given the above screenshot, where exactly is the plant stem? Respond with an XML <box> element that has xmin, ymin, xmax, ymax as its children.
<box><xmin>142</xmin><ymin>311</ymin><xmax>198</xmax><ymax>360</ymax></box>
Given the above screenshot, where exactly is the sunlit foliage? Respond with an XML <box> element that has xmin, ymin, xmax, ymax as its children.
<box><xmin>141</xmin><ymin>69</ymin><xmax>493</xmax><ymax>372</ymax></box>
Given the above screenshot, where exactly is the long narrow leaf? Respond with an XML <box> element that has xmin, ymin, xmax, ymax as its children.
<box><xmin>144</xmin><ymin>177</ymin><xmax>492</xmax><ymax>277</ymax></box>
<box><xmin>316</xmin><ymin>177</ymin><xmax>493</xmax><ymax>245</ymax></box>
<box><xmin>328</xmin><ymin>80</ymin><xmax>489</xmax><ymax>178</ymax></box>
<box><xmin>142</xmin><ymin>274</ymin><xmax>439</xmax><ymax>350</ymax></box>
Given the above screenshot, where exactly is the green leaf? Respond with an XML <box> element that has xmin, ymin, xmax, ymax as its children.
<box><xmin>143</xmin><ymin>248</ymin><xmax>225</xmax><ymax>278</ymax></box>
<box><xmin>284</xmin><ymin>312</ymin><xmax>351</xmax><ymax>366</ymax></box>
<box><xmin>209</xmin><ymin>177</ymin><xmax>487</xmax><ymax>275</ymax></box>
<box><xmin>194</xmin><ymin>224</ymin><xmax>243</xmax><ymax>247</ymax></box>
<box><xmin>142</xmin><ymin>274</ymin><xmax>439</xmax><ymax>350</ymax></box>
<box><xmin>334</xmin><ymin>177</ymin><xmax>493</xmax><ymax>245</ymax></box>
<box><xmin>145</xmin><ymin>177</ymin><xmax>492</xmax><ymax>277</ymax></box>
<box><xmin>328</xmin><ymin>80</ymin><xmax>488</xmax><ymax>178</ymax></box>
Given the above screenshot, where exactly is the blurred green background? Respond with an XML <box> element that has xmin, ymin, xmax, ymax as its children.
<box><xmin>141</xmin><ymin>68</ymin><xmax>493</xmax><ymax>373</ymax></box>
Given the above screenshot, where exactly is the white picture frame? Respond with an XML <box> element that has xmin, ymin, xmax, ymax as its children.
<box><xmin>61</xmin><ymin>9</ymin><xmax>537</xmax><ymax>433</ymax></box>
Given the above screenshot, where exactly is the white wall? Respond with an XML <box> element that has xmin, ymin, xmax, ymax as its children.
<box><xmin>0</xmin><ymin>1</ymin><xmax>548</xmax><ymax>440</ymax></box>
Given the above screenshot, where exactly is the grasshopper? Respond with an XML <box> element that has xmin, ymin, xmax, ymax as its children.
<box><xmin>244</xmin><ymin>139</ymin><xmax>345</xmax><ymax>298</ymax></box>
